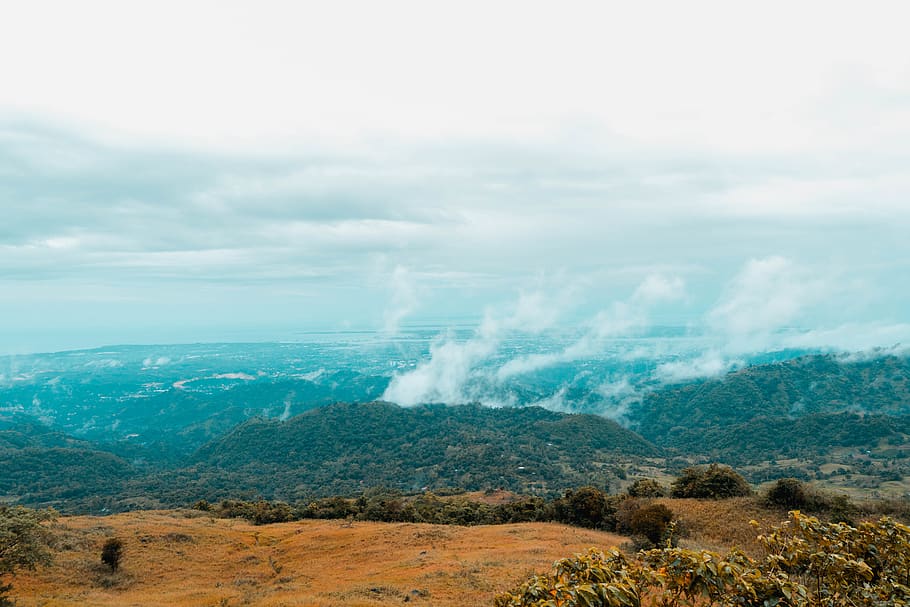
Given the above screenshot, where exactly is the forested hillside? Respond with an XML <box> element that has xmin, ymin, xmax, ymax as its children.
<box><xmin>185</xmin><ymin>402</ymin><xmax>657</xmax><ymax>501</ymax></box>
<box><xmin>4</xmin><ymin>353</ymin><xmax>910</xmax><ymax>513</ymax></box>
<box><xmin>631</xmin><ymin>354</ymin><xmax>910</xmax><ymax>463</ymax></box>
<box><xmin>1</xmin><ymin>403</ymin><xmax>658</xmax><ymax>512</ymax></box>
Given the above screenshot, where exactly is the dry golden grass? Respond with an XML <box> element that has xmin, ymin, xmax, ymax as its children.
<box><xmin>11</xmin><ymin>510</ymin><xmax>629</xmax><ymax>607</ymax></box>
<box><xmin>655</xmin><ymin>497</ymin><xmax>780</xmax><ymax>555</ymax></box>
<box><xmin>446</xmin><ymin>490</ymin><xmax>521</xmax><ymax>505</ymax></box>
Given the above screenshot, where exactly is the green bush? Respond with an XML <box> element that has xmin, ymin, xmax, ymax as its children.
<box><xmin>629</xmin><ymin>503</ymin><xmax>674</xmax><ymax>546</ymax></box>
<box><xmin>670</xmin><ymin>464</ymin><xmax>751</xmax><ymax>499</ymax></box>
<box><xmin>764</xmin><ymin>477</ymin><xmax>810</xmax><ymax>510</ymax></box>
<box><xmin>626</xmin><ymin>478</ymin><xmax>666</xmax><ymax>498</ymax></box>
<box><xmin>553</xmin><ymin>487</ymin><xmax>615</xmax><ymax>529</ymax></box>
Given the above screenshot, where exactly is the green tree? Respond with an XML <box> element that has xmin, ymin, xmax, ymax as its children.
<box><xmin>0</xmin><ymin>506</ymin><xmax>55</xmax><ymax>606</ymax></box>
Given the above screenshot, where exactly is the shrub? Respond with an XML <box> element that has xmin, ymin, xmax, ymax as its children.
<box><xmin>629</xmin><ymin>503</ymin><xmax>674</xmax><ymax>546</ymax></box>
<box><xmin>626</xmin><ymin>478</ymin><xmax>666</xmax><ymax>498</ymax></box>
<box><xmin>614</xmin><ymin>499</ymin><xmax>675</xmax><ymax>547</ymax></box>
<box><xmin>493</xmin><ymin>496</ymin><xmax>551</xmax><ymax>524</ymax></box>
<box><xmin>554</xmin><ymin>487</ymin><xmax>614</xmax><ymax>529</ymax></box>
<box><xmin>764</xmin><ymin>477</ymin><xmax>809</xmax><ymax>510</ymax></box>
<box><xmin>251</xmin><ymin>500</ymin><xmax>295</xmax><ymax>525</ymax></box>
<box><xmin>192</xmin><ymin>499</ymin><xmax>211</xmax><ymax>512</ymax></box>
<box><xmin>101</xmin><ymin>538</ymin><xmax>123</xmax><ymax>572</ymax></box>
<box><xmin>614</xmin><ymin>497</ymin><xmax>641</xmax><ymax>535</ymax></box>
<box><xmin>670</xmin><ymin>464</ymin><xmax>751</xmax><ymax>499</ymax></box>
<box><xmin>302</xmin><ymin>496</ymin><xmax>358</xmax><ymax>520</ymax></box>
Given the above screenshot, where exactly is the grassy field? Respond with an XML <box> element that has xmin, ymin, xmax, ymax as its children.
<box><xmin>9</xmin><ymin>497</ymin><xmax>843</xmax><ymax>606</ymax></box>
<box><xmin>11</xmin><ymin>510</ymin><xmax>628</xmax><ymax>607</ymax></box>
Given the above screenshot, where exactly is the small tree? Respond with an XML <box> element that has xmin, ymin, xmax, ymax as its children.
<box><xmin>101</xmin><ymin>538</ymin><xmax>123</xmax><ymax>572</ymax></box>
<box><xmin>0</xmin><ymin>506</ymin><xmax>55</xmax><ymax>606</ymax></box>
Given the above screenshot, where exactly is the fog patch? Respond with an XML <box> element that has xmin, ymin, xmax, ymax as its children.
<box><xmin>654</xmin><ymin>350</ymin><xmax>742</xmax><ymax>383</ymax></box>
<box><xmin>781</xmin><ymin>323</ymin><xmax>910</xmax><ymax>355</ymax></box>
<box><xmin>86</xmin><ymin>358</ymin><xmax>124</xmax><ymax>369</ymax></box>
<box><xmin>298</xmin><ymin>368</ymin><xmax>326</xmax><ymax>382</ymax></box>
<box><xmin>381</xmin><ymin>265</ymin><xmax>419</xmax><ymax>336</ymax></box>
<box><xmin>594</xmin><ymin>377</ymin><xmax>642</xmax><ymax>422</ymax></box>
<box><xmin>279</xmin><ymin>395</ymin><xmax>293</xmax><ymax>421</ymax></box>
<box><xmin>707</xmin><ymin>256</ymin><xmax>827</xmax><ymax>353</ymax></box>
<box><xmin>212</xmin><ymin>372</ymin><xmax>256</xmax><ymax>381</ymax></box>
<box><xmin>142</xmin><ymin>356</ymin><xmax>171</xmax><ymax>369</ymax></box>
<box><xmin>380</xmin><ymin>324</ymin><xmax>500</xmax><ymax>406</ymax></box>
<box><xmin>528</xmin><ymin>386</ymin><xmax>571</xmax><ymax>412</ymax></box>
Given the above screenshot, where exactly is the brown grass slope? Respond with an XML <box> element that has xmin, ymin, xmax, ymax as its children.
<box><xmin>10</xmin><ymin>498</ymin><xmax>835</xmax><ymax>606</ymax></box>
<box><xmin>11</xmin><ymin>510</ymin><xmax>628</xmax><ymax>607</ymax></box>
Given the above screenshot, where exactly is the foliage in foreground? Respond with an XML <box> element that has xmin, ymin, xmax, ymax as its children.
<box><xmin>495</xmin><ymin>511</ymin><xmax>910</xmax><ymax>606</ymax></box>
<box><xmin>0</xmin><ymin>505</ymin><xmax>56</xmax><ymax>606</ymax></box>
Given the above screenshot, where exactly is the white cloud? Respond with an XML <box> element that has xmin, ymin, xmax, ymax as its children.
<box><xmin>381</xmin><ymin>287</ymin><xmax>572</xmax><ymax>406</ymax></box>
<box><xmin>141</xmin><ymin>357</ymin><xmax>171</xmax><ymax>369</ymax></box>
<box><xmin>631</xmin><ymin>275</ymin><xmax>686</xmax><ymax>305</ymax></box>
<box><xmin>382</xmin><ymin>275</ymin><xmax>686</xmax><ymax>407</ymax></box>
<box><xmin>380</xmin><ymin>327</ymin><xmax>499</xmax><ymax>407</ymax></box>
<box><xmin>2</xmin><ymin>0</ymin><xmax>910</xmax><ymax>354</ymax></box>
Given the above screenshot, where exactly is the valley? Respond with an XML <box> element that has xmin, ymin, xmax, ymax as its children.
<box><xmin>3</xmin><ymin>343</ymin><xmax>910</xmax><ymax>513</ymax></box>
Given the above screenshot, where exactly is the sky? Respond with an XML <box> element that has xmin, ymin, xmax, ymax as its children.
<box><xmin>2</xmin><ymin>1</ymin><xmax>910</xmax><ymax>354</ymax></box>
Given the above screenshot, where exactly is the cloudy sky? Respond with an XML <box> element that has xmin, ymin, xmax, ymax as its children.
<box><xmin>2</xmin><ymin>1</ymin><xmax>909</xmax><ymax>354</ymax></box>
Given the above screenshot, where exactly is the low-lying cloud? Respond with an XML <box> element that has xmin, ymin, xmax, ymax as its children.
<box><xmin>382</xmin><ymin>275</ymin><xmax>684</xmax><ymax>407</ymax></box>
<box><xmin>381</xmin><ymin>256</ymin><xmax>910</xmax><ymax>414</ymax></box>
<box><xmin>496</xmin><ymin>275</ymin><xmax>684</xmax><ymax>380</ymax></box>
<box><xmin>654</xmin><ymin>351</ymin><xmax>743</xmax><ymax>383</ymax></box>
